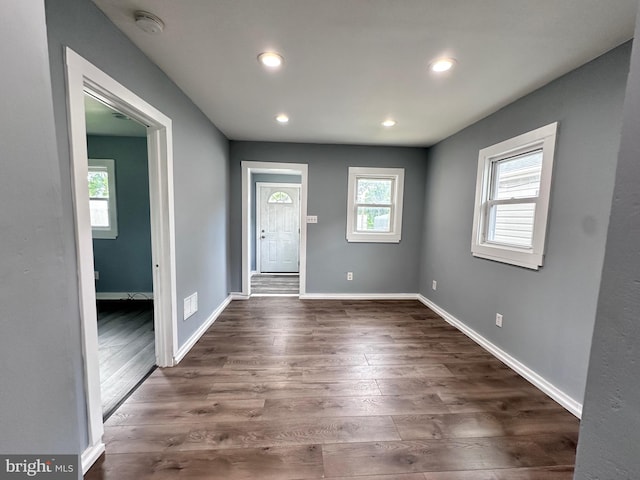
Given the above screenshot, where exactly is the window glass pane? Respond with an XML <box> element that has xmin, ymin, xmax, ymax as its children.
<box><xmin>493</xmin><ymin>150</ymin><xmax>542</xmax><ymax>200</ymax></box>
<box><xmin>356</xmin><ymin>178</ymin><xmax>392</xmax><ymax>204</ymax></box>
<box><xmin>268</xmin><ymin>191</ymin><xmax>293</xmax><ymax>203</ymax></box>
<box><xmin>88</xmin><ymin>170</ymin><xmax>109</xmax><ymax>198</ymax></box>
<box><xmin>488</xmin><ymin>203</ymin><xmax>536</xmax><ymax>248</ymax></box>
<box><xmin>356</xmin><ymin>206</ymin><xmax>391</xmax><ymax>232</ymax></box>
<box><xmin>90</xmin><ymin>199</ymin><xmax>110</xmax><ymax>227</ymax></box>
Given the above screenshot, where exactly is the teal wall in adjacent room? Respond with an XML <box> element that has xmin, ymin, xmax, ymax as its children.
<box><xmin>87</xmin><ymin>135</ymin><xmax>153</xmax><ymax>294</ymax></box>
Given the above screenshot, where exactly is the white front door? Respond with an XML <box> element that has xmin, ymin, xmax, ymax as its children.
<box><xmin>258</xmin><ymin>184</ymin><xmax>300</xmax><ymax>273</ymax></box>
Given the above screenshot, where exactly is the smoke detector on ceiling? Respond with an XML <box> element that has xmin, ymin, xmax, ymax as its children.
<box><xmin>134</xmin><ymin>11</ymin><xmax>165</xmax><ymax>34</ymax></box>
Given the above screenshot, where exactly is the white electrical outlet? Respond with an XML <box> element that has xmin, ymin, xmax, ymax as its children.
<box><xmin>496</xmin><ymin>313</ymin><xmax>503</xmax><ymax>328</ymax></box>
<box><xmin>347</xmin><ymin>272</ymin><xmax>353</xmax><ymax>281</ymax></box>
<box><xmin>432</xmin><ymin>280</ymin><xmax>437</xmax><ymax>291</ymax></box>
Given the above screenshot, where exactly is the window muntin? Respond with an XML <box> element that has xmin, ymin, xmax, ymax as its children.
<box><xmin>471</xmin><ymin>122</ymin><xmax>557</xmax><ymax>269</ymax></box>
<box><xmin>88</xmin><ymin>159</ymin><xmax>118</xmax><ymax>239</ymax></box>
<box><xmin>347</xmin><ymin>167</ymin><xmax>404</xmax><ymax>243</ymax></box>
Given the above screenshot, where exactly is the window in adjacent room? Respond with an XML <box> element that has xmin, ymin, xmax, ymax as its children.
<box><xmin>88</xmin><ymin>158</ymin><xmax>118</xmax><ymax>239</ymax></box>
<box><xmin>346</xmin><ymin>167</ymin><xmax>405</xmax><ymax>243</ymax></box>
<box><xmin>471</xmin><ymin>122</ymin><xmax>558</xmax><ymax>269</ymax></box>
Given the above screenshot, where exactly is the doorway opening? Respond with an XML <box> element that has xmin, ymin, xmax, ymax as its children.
<box><xmin>252</xmin><ymin>180</ymin><xmax>301</xmax><ymax>295</ymax></box>
<box><xmin>241</xmin><ymin>162</ymin><xmax>308</xmax><ymax>297</ymax></box>
<box><xmin>65</xmin><ymin>48</ymin><xmax>177</xmax><ymax>473</ymax></box>
<box><xmin>84</xmin><ymin>93</ymin><xmax>156</xmax><ymax>418</ymax></box>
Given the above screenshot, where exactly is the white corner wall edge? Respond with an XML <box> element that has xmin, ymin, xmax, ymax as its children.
<box><xmin>95</xmin><ymin>292</ymin><xmax>154</xmax><ymax>300</ymax></box>
<box><xmin>81</xmin><ymin>442</ymin><xmax>105</xmax><ymax>474</ymax></box>
<box><xmin>299</xmin><ymin>293</ymin><xmax>418</xmax><ymax>300</ymax></box>
<box><xmin>417</xmin><ymin>294</ymin><xmax>583</xmax><ymax>418</ymax></box>
<box><xmin>173</xmin><ymin>295</ymin><xmax>232</xmax><ymax>364</ymax></box>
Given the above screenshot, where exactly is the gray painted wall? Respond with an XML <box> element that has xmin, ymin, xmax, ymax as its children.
<box><xmin>0</xmin><ymin>1</ymin><xmax>85</xmax><ymax>455</ymax></box>
<box><xmin>44</xmin><ymin>0</ymin><xmax>230</xmax><ymax>457</ymax></box>
<box><xmin>45</xmin><ymin>0</ymin><xmax>230</xmax><ymax>354</ymax></box>
<box><xmin>88</xmin><ymin>135</ymin><xmax>153</xmax><ymax>294</ymax></box>
<box><xmin>574</xmin><ymin>8</ymin><xmax>640</xmax><ymax>479</ymax></box>
<box><xmin>251</xmin><ymin>173</ymin><xmax>301</xmax><ymax>271</ymax></box>
<box><xmin>230</xmin><ymin>142</ymin><xmax>427</xmax><ymax>293</ymax></box>
<box><xmin>418</xmin><ymin>43</ymin><xmax>631</xmax><ymax>404</ymax></box>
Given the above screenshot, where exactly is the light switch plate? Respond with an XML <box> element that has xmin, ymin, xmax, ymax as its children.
<box><xmin>306</xmin><ymin>215</ymin><xmax>318</xmax><ymax>223</ymax></box>
<box><xmin>183</xmin><ymin>292</ymin><xmax>198</xmax><ymax>321</ymax></box>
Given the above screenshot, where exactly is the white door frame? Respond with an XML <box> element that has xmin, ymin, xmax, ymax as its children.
<box><xmin>65</xmin><ymin>48</ymin><xmax>178</xmax><ymax>471</ymax></box>
<box><xmin>242</xmin><ymin>162</ymin><xmax>308</xmax><ymax>296</ymax></box>
<box><xmin>256</xmin><ymin>182</ymin><xmax>301</xmax><ymax>274</ymax></box>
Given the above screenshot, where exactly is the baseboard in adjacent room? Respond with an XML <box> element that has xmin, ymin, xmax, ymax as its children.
<box><xmin>95</xmin><ymin>292</ymin><xmax>154</xmax><ymax>301</ymax></box>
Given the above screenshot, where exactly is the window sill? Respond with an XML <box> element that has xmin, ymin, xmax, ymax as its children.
<box><xmin>471</xmin><ymin>245</ymin><xmax>542</xmax><ymax>270</ymax></box>
<box><xmin>92</xmin><ymin>230</ymin><xmax>118</xmax><ymax>240</ymax></box>
<box><xmin>347</xmin><ymin>233</ymin><xmax>401</xmax><ymax>243</ymax></box>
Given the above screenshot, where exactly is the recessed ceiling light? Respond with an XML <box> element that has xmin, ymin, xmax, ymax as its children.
<box><xmin>430</xmin><ymin>57</ymin><xmax>456</xmax><ymax>73</ymax></box>
<box><xmin>276</xmin><ymin>114</ymin><xmax>289</xmax><ymax>124</ymax></box>
<box><xmin>258</xmin><ymin>52</ymin><xmax>284</xmax><ymax>69</ymax></box>
<box><xmin>134</xmin><ymin>11</ymin><xmax>165</xmax><ymax>34</ymax></box>
<box><xmin>382</xmin><ymin>119</ymin><xmax>397</xmax><ymax>127</ymax></box>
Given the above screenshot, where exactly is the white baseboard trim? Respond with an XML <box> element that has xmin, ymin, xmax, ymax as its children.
<box><xmin>417</xmin><ymin>294</ymin><xmax>583</xmax><ymax>418</ymax></box>
<box><xmin>299</xmin><ymin>293</ymin><xmax>419</xmax><ymax>300</ymax></box>
<box><xmin>230</xmin><ymin>292</ymin><xmax>250</xmax><ymax>300</ymax></box>
<box><xmin>81</xmin><ymin>441</ymin><xmax>105</xmax><ymax>474</ymax></box>
<box><xmin>95</xmin><ymin>292</ymin><xmax>154</xmax><ymax>300</ymax></box>
<box><xmin>173</xmin><ymin>295</ymin><xmax>232</xmax><ymax>364</ymax></box>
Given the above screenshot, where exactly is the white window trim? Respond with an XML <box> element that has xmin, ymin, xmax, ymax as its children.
<box><xmin>471</xmin><ymin>122</ymin><xmax>558</xmax><ymax>270</ymax></box>
<box><xmin>89</xmin><ymin>158</ymin><xmax>118</xmax><ymax>239</ymax></box>
<box><xmin>346</xmin><ymin>167</ymin><xmax>405</xmax><ymax>243</ymax></box>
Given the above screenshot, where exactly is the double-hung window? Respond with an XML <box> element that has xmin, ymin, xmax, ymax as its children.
<box><xmin>88</xmin><ymin>158</ymin><xmax>118</xmax><ymax>239</ymax></box>
<box><xmin>471</xmin><ymin>122</ymin><xmax>557</xmax><ymax>269</ymax></box>
<box><xmin>346</xmin><ymin>167</ymin><xmax>404</xmax><ymax>243</ymax></box>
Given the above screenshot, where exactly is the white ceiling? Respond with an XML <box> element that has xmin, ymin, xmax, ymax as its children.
<box><xmin>92</xmin><ymin>0</ymin><xmax>637</xmax><ymax>147</ymax></box>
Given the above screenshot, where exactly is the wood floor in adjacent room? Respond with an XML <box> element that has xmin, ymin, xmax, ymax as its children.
<box><xmin>86</xmin><ymin>298</ymin><xmax>579</xmax><ymax>480</ymax></box>
<box><xmin>98</xmin><ymin>300</ymin><xmax>156</xmax><ymax>418</ymax></box>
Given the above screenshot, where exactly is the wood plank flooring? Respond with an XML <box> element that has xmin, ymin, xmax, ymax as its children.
<box><xmin>251</xmin><ymin>274</ymin><xmax>299</xmax><ymax>294</ymax></box>
<box><xmin>86</xmin><ymin>298</ymin><xmax>578</xmax><ymax>479</ymax></box>
<box><xmin>98</xmin><ymin>300</ymin><xmax>156</xmax><ymax>418</ymax></box>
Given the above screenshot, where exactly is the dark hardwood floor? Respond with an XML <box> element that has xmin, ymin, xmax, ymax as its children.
<box><xmin>86</xmin><ymin>298</ymin><xmax>578</xmax><ymax>479</ymax></box>
<box><xmin>98</xmin><ymin>300</ymin><xmax>156</xmax><ymax>418</ymax></box>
